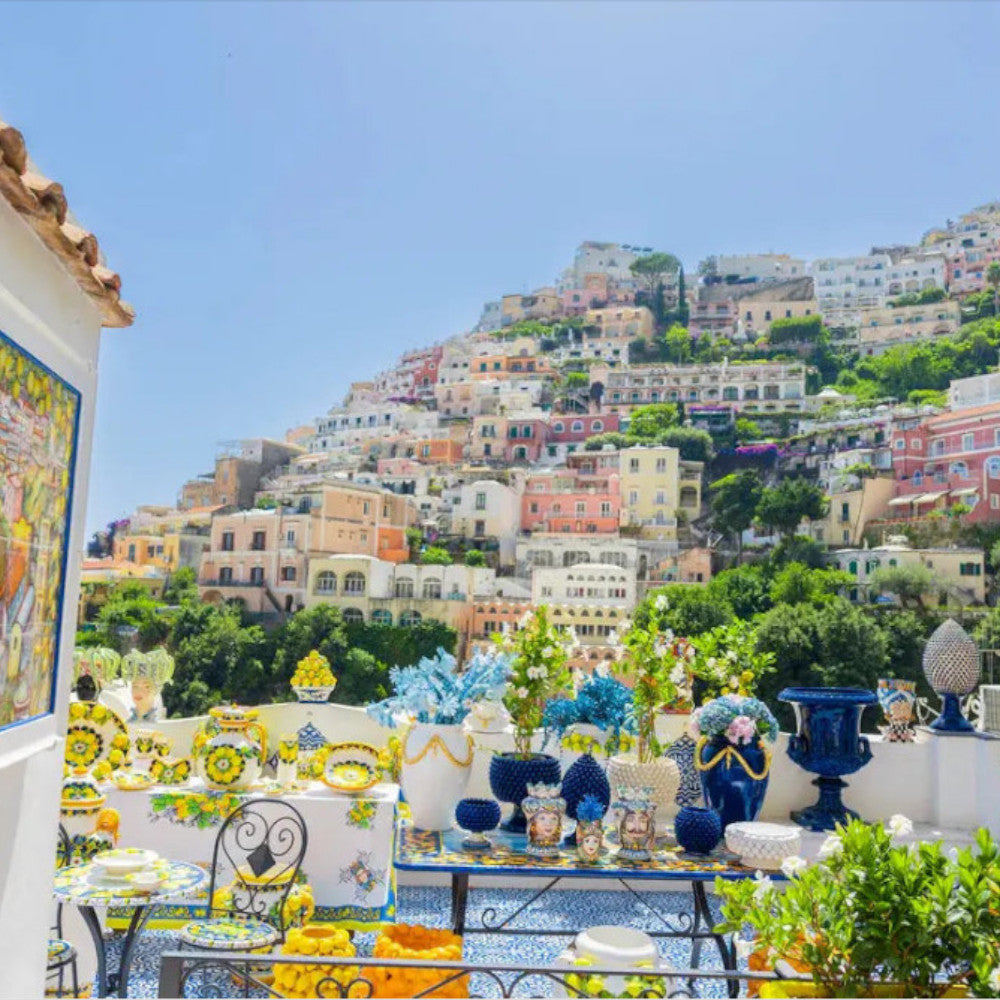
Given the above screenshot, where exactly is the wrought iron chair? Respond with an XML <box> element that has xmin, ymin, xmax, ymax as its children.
<box><xmin>48</xmin><ymin>825</ymin><xmax>79</xmax><ymax>997</ymax></box>
<box><xmin>178</xmin><ymin>798</ymin><xmax>308</xmax><ymax>952</ymax></box>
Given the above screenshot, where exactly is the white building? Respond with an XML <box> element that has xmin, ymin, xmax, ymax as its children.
<box><xmin>531</xmin><ymin>561</ymin><xmax>637</xmax><ymax>611</ymax></box>
<box><xmin>949</xmin><ymin>371</ymin><xmax>1000</xmax><ymax>409</ymax></box>
<box><xmin>516</xmin><ymin>533</ymin><xmax>639</xmax><ymax>575</ymax></box>
<box><xmin>884</xmin><ymin>253</ymin><xmax>946</xmax><ymax>298</ymax></box>
<box><xmin>811</xmin><ymin>254</ymin><xmax>892</xmax><ymax>311</ymax></box>
<box><xmin>712</xmin><ymin>253</ymin><xmax>806</xmax><ymax>283</ymax></box>
<box><xmin>445</xmin><ymin>479</ymin><xmax>522</xmax><ymax>567</ymax></box>
<box><xmin>557</xmin><ymin>241</ymin><xmax>641</xmax><ymax>292</ymax></box>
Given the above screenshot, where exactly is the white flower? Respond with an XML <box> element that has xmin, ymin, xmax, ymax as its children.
<box><xmin>732</xmin><ymin>934</ymin><xmax>754</xmax><ymax>961</ymax></box>
<box><xmin>726</xmin><ymin>650</ymin><xmax>738</xmax><ymax>662</ymax></box>
<box><xmin>818</xmin><ymin>834</ymin><xmax>842</xmax><ymax>860</ymax></box>
<box><xmin>752</xmin><ymin>871</ymin><xmax>773</xmax><ymax>902</ymax></box>
<box><xmin>728</xmin><ymin>675</ymin><xmax>741</xmax><ymax>690</ymax></box>
<box><xmin>654</xmin><ymin>594</ymin><xmax>670</xmax><ymax>612</ymax></box>
<box><xmin>706</xmin><ymin>657</ymin><xmax>718</xmax><ymax>670</ymax></box>
<box><xmin>780</xmin><ymin>855</ymin><xmax>808</xmax><ymax>879</ymax></box>
<box><xmin>669</xmin><ymin>665</ymin><xmax>687</xmax><ymax>686</ymax></box>
<box><xmin>526</xmin><ymin>665</ymin><xmax>545</xmax><ymax>680</ymax></box>
<box><xmin>515</xmin><ymin>687</ymin><xmax>529</xmax><ymax>699</ymax></box>
<box><xmin>988</xmin><ymin>967</ymin><xmax>1000</xmax><ymax>992</ymax></box>
<box><xmin>887</xmin><ymin>814</ymin><xmax>913</xmax><ymax>838</ymax></box>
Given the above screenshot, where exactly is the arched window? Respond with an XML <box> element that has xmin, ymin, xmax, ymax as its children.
<box><xmin>314</xmin><ymin>571</ymin><xmax>337</xmax><ymax>594</ymax></box>
<box><xmin>394</xmin><ymin>579</ymin><xmax>414</xmax><ymax>598</ymax></box>
<box><xmin>553</xmin><ymin>422</ymin><xmax>565</xmax><ymax>433</ymax></box>
<box><xmin>422</xmin><ymin>579</ymin><xmax>442</xmax><ymax>599</ymax></box>
<box><xmin>342</xmin><ymin>607</ymin><xmax>364</xmax><ymax>624</ymax></box>
<box><xmin>400</xmin><ymin>609</ymin><xmax>422</xmax><ymax>627</ymax></box>
<box><xmin>912</xmin><ymin>471</ymin><xmax>923</xmax><ymax>486</ymax></box>
<box><xmin>592</xmin><ymin>420</ymin><xmax>603</xmax><ymax>432</ymax></box>
<box><xmin>988</xmin><ymin>456</ymin><xmax>1000</xmax><ymax>478</ymax></box>
<box><xmin>371</xmin><ymin>609</ymin><xmax>393</xmax><ymax>626</ymax></box>
<box><xmin>343</xmin><ymin>571</ymin><xmax>366</xmax><ymax>594</ymax></box>
<box><xmin>950</xmin><ymin>461</ymin><xmax>969</xmax><ymax>479</ymax></box>
<box><xmin>848</xmin><ymin>560</ymin><xmax>858</xmax><ymax>574</ymax></box>
<box><xmin>571</xmin><ymin>420</ymin><xmax>584</xmax><ymax>432</ymax></box>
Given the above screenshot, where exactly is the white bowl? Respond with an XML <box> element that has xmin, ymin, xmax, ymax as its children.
<box><xmin>574</xmin><ymin>925</ymin><xmax>658</xmax><ymax>968</ymax></box>
<box><xmin>125</xmin><ymin>869</ymin><xmax>167</xmax><ymax>893</ymax></box>
<box><xmin>725</xmin><ymin>822</ymin><xmax>801</xmax><ymax>871</ymax></box>
<box><xmin>93</xmin><ymin>848</ymin><xmax>159</xmax><ymax>877</ymax></box>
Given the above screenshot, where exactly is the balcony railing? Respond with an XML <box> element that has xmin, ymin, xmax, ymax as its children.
<box><xmin>198</xmin><ymin>579</ymin><xmax>264</xmax><ymax>588</ymax></box>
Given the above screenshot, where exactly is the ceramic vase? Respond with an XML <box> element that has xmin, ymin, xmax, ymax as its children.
<box><xmin>131</xmin><ymin>729</ymin><xmax>165</xmax><ymax>774</ymax></box>
<box><xmin>606</xmin><ymin>755</ymin><xmax>679</xmax><ymax>836</ymax></box>
<box><xmin>60</xmin><ymin>769</ymin><xmax>117</xmax><ymax>864</ymax></box>
<box><xmin>401</xmin><ymin>722</ymin><xmax>474</xmax><ymax>832</ymax></box>
<box><xmin>876</xmin><ymin>679</ymin><xmax>917</xmax><ymax>743</ymax></box>
<box><xmin>277</xmin><ymin>735</ymin><xmax>299</xmax><ymax>787</ymax></box>
<box><xmin>674</xmin><ymin>805</ymin><xmax>722</xmax><ymax>855</ymax></box>
<box><xmin>196</xmin><ymin>706</ymin><xmax>266</xmax><ymax>792</ymax></box>
<box><xmin>575</xmin><ymin>819</ymin><xmax>604</xmax><ymax>863</ymax></box>
<box><xmin>611</xmin><ymin>786</ymin><xmax>656</xmax><ymax>861</ymax></box>
<box><xmin>523</xmin><ymin>783</ymin><xmax>565</xmax><ymax>858</ymax></box>
<box><xmin>696</xmin><ymin>735</ymin><xmax>770</xmax><ymax>829</ymax></box>
<box><xmin>489</xmin><ymin>752</ymin><xmax>561</xmax><ymax>832</ymax></box>
<box><xmin>455</xmin><ymin>798</ymin><xmax>501</xmax><ymax>852</ymax></box>
<box><xmin>779</xmin><ymin>686</ymin><xmax>877</xmax><ymax>832</ymax></box>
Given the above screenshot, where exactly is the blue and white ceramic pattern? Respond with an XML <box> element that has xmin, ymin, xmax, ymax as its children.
<box><xmin>665</xmin><ymin>733</ymin><xmax>701</xmax><ymax>807</ymax></box>
<box><xmin>52</xmin><ymin>859</ymin><xmax>208</xmax><ymax>907</ymax></box>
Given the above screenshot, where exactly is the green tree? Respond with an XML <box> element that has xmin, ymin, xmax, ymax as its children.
<box><xmin>710</xmin><ymin>470</ymin><xmax>764</xmax><ymax>564</ymax></box>
<box><xmin>658</xmin><ymin>427</ymin><xmax>715</xmax><ymax>463</ymax></box>
<box><xmin>768</xmin><ymin>315</ymin><xmax>824</xmax><ymax>346</ymax></box>
<box><xmin>735</xmin><ymin>418</ymin><xmax>762</xmax><ymax>443</ymax></box>
<box><xmin>664</xmin><ymin>323</ymin><xmax>692</xmax><ymax>364</ymax></box>
<box><xmin>419</xmin><ymin>546</ymin><xmax>453</xmax><ymax>565</ymax></box>
<box><xmin>637</xmin><ymin>585</ymin><xmax>733</xmax><ymax>636</ymax></box>
<box><xmin>331</xmin><ymin>647</ymin><xmax>389</xmax><ymax>706</ymax></box>
<box><xmin>405</xmin><ymin>527</ymin><xmax>423</xmax><ymax>560</ymax></box>
<box><xmin>346</xmin><ymin>620</ymin><xmax>457</xmax><ymax>670</ymax></box>
<box><xmin>271</xmin><ymin>604</ymin><xmax>350</xmax><ymax>687</ymax></box>
<box><xmin>464</xmin><ymin>549</ymin><xmax>486</xmax><ymax>567</ymax></box>
<box><xmin>868</xmin><ymin>563</ymin><xmax>936</xmax><ymax>609</ymax></box>
<box><xmin>707</xmin><ymin>564</ymin><xmax>773</xmax><ymax>619</ymax></box>
<box><xmin>988</xmin><ymin>261</ymin><xmax>1000</xmax><ymax>321</ymax></box>
<box><xmin>95</xmin><ymin>582</ymin><xmax>172</xmax><ymax>652</ymax></box>
<box><xmin>756</xmin><ymin>478</ymin><xmax>828</xmax><ymax>537</ymax></box>
<box><xmin>769</xmin><ymin>564</ymin><xmax>852</xmax><ymax>606</ymax></box>
<box><xmin>162</xmin><ymin>566</ymin><xmax>199</xmax><ymax>605</ymax></box>
<box><xmin>770</xmin><ymin>534</ymin><xmax>826</xmax><ymax>568</ymax></box>
<box><xmin>675</xmin><ymin>266</ymin><xmax>689</xmax><ymax>326</ymax></box>
<box><xmin>627</xmin><ymin>403</ymin><xmax>680</xmax><ymax>440</ymax></box>
<box><xmin>630</xmin><ymin>252</ymin><xmax>681</xmax><ymax>302</ymax></box>
<box><xmin>584</xmin><ymin>432</ymin><xmax>631</xmax><ymax>451</ymax></box>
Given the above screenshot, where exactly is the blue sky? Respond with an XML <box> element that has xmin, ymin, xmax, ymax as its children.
<box><xmin>0</xmin><ymin>1</ymin><xmax>997</xmax><ymax>535</ymax></box>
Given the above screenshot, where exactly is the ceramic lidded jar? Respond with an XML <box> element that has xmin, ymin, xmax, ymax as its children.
<box><xmin>61</xmin><ymin>768</ymin><xmax>118</xmax><ymax>863</ymax></box>
<box><xmin>522</xmin><ymin>782</ymin><xmax>565</xmax><ymax>858</ymax></box>
<box><xmin>611</xmin><ymin>785</ymin><xmax>656</xmax><ymax>862</ymax></box>
<box><xmin>196</xmin><ymin>706</ymin><xmax>266</xmax><ymax>791</ymax></box>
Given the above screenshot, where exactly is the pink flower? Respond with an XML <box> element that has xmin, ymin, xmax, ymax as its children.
<box><xmin>726</xmin><ymin>715</ymin><xmax>757</xmax><ymax>745</ymax></box>
<box><xmin>688</xmin><ymin>707</ymin><xmax>703</xmax><ymax>739</ymax></box>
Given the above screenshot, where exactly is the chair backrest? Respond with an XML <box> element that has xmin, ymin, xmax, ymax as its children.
<box><xmin>207</xmin><ymin>798</ymin><xmax>308</xmax><ymax>940</ymax></box>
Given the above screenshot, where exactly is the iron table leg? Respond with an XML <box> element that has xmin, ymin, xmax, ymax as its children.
<box><xmin>117</xmin><ymin>905</ymin><xmax>153</xmax><ymax>997</ymax></box>
<box><xmin>451</xmin><ymin>873</ymin><xmax>469</xmax><ymax>936</ymax></box>
<box><xmin>691</xmin><ymin>881</ymin><xmax>738</xmax><ymax>999</ymax></box>
<box><xmin>78</xmin><ymin>906</ymin><xmax>108</xmax><ymax>998</ymax></box>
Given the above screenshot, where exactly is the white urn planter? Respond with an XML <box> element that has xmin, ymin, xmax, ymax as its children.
<box><xmin>401</xmin><ymin>722</ymin><xmax>475</xmax><ymax>831</ymax></box>
<box><xmin>606</xmin><ymin>755</ymin><xmax>680</xmax><ymax>835</ymax></box>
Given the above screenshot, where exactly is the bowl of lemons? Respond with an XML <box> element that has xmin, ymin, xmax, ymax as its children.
<box><xmin>291</xmin><ymin>649</ymin><xmax>338</xmax><ymax>704</ymax></box>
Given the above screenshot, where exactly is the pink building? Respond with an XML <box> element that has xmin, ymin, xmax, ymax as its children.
<box><xmin>560</xmin><ymin>274</ymin><xmax>636</xmax><ymax>314</ymax></box>
<box><xmin>521</xmin><ymin>470</ymin><xmax>621</xmax><ymax>534</ymax></box>
<box><xmin>946</xmin><ymin>243</ymin><xmax>1000</xmax><ymax>296</ymax></box>
<box><xmin>890</xmin><ymin>403</ymin><xmax>1000</xmax><ymax>522</ymax></box>
<box><xmin>548</xmin><ymin>413</ymin><xmax>620</xmax><ymax>443</ymax></box>
<box><xmin>504</xmin><ymin>417</ymin><xmax>550</xmax><ymax>463</ymax></box>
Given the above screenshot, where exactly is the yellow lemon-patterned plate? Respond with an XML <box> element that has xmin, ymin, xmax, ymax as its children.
<box><xmin>112</xmin><ymin>770</ymin><xmax>154</xmax><ymax>792</ymax></box>
<box><xmin>321</xmin><ymin>742</ymin><xmax>380</xmax><ymax>794</ymax></box>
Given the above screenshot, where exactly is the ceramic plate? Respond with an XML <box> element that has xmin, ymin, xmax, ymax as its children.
<box><xmin>321</xmin><ymin>741</ymin><xmax>380</xmax><ymax>794</ymax></box>
<box><xmin>93</xmin><ymin>847</ymin><xmax>159</xmax><ymax>877</ymax></box>
<box><xmin>112</xmin><ymin>770</ymin><xmax>154</xmax><ymax>792</ymax></box>
<box><xmin>64</xmin><ymin>702</ymin><xmax>129</xmax><ymax>772</ymax></box>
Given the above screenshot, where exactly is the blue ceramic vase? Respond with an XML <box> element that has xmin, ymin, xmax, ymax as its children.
<box><xmin>674</xmin><ymin>805</ymin><xmax>722</xmax><ymax>855</ymax></box>
<box><xmin>489</xmin><ymin>752</ymin><xmax>561</xmax><ymax>832</ymax></box>
<box><xmin>561</xmin><ymin>753</ymin><xmax>611</xmax><ymax>818</ymax></box>
<box><xmin>697</xmin><ymin>735</ymin><xmax>769</xmax><ymax>829</ymax></box>
<box><xmin>455</xmin><ymin>797</ymin><xmax>501</xmax><ymax>851</ymax></box>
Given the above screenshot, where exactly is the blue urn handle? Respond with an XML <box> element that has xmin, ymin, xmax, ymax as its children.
<box><xmin>858</xmin><ymin>735</ymin><xmax>872</xmax><ymax>765</ymax></box>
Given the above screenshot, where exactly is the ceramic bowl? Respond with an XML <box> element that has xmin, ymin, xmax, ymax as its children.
<box><xmin>150</xmin><ymin>756</ymin><xmax>192</xmax><ymax>786</ymax></box>
<box><xmin>293</xmin><ymin>685</ymin><xmax>336</xmax><ymax>704</ymax></box>
<box><xmin>321</xmin><ymin>742</ymin><xmax>380</xmax><ymax>794</ymax></box>
<box><xmin>125</xmin><ymin>869</ymin><xmax>167</xmax><ymax>893</ymax></box>
<box><xmin>725</xmin><ymin>821</ymin><xmax>802</xmax><ymax>871</ymax></box>
<box><xmin>93</xmin><ymin>847</ymin><xmax>159</xmax><ymax>877</ymax></box>
<box><xmin>112</xmin><ymin>770</ymin><xmax>155</xmax><ymax>792</ymax></box>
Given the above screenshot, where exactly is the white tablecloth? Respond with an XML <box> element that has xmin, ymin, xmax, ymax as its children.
<box><xmin>103</xmin><ymin>779</ymin><xmax>398</xmax><ymax>927</ymax></box>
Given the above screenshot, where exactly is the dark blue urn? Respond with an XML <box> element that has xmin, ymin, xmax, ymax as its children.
<box><xmin>698</xmin><ymin>735</ymin><xmax>770</xmax><ymax>828</ymax></box>
<box><xmin>489</xmin><ymin>752</ymin><xmax>561</xmax><ymax>832</ymax></box>
<box><xmin>674</xmin><ymin>805</ymin><xmax>723</xmax><ymax>855</ymax></box>
<box><xmin>779</xmin><ymin>686</ymin><xmax>878</xmax><ymax>832</ymax></box>
<box><xmin>560</xmin><ymin>752</ymin><xmax>611</xmax><ymax>844</ymax></box>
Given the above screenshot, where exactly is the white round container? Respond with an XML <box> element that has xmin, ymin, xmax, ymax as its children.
<box><xmin>725</xmin><ymin>821</ymin><xmax>802</xmax><ymax>871</ymax></box>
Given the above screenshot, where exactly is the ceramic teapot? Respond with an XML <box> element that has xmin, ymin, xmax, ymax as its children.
<box><xmin>195</xmin><ymin>706</ymin><xmax>266</xmax><ymax>791</ymax></box>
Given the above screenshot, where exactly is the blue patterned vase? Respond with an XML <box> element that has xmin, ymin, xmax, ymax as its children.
<box><xmin>697</xmin><ymin>736</ymin><xmax>770</xmax><ymax>829</ymax></box>
<box><xmin>455</xmin><ymin>798</ymin><xmax>501</xmax><ymax>851</ymax></box>
<box><xmin>665</xmin><ymin>732</ymin><xmax>701</xmax><ymax>807</ymax></box>
<box><xmin>489</xmin><ymin>753</ymin><xmax>561</xmax><ymax>832</ymax></box>
<box><xmin>674</xmin><ymin>805</ymin><xmax>722</xmax><ymax>855</ymax></box>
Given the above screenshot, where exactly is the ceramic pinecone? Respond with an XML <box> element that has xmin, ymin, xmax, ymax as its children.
<box><xmin>561</xmin><ymin>753</ymin><xmax>611</xmax><ymax>820</ymax></box>
<box><xmin>922</xmin><ymin>619</ymin><xmax>979</xmax><ymax>694</ymax></box>
<box><xmin>724</xmin><ymin>821</ymin><xmax>801</xmax><ymax>871</ymax></box>
<box><xmin>674</xmin><ymin>805</ymin><xmax>722</xmax><ymax>855</ymax></box>
<box><xmin>488</xmin><ymin>753</ymin><xmax>561</xmax><ymax>806</ymax></box>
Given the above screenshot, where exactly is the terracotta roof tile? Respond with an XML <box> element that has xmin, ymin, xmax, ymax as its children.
<box><xmin>0</xmin><ymin>116</ymin><xmax>133</xmax><ymax>328</ymax></box>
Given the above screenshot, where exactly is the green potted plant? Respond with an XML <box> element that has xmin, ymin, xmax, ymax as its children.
<box><xmin>489</xmin><ymin>606</ymin><xmax>572</xmax><ymax>831</ymax></box>
<box><xmin>608</xmin><ymin>599</ymin><xmax>690</xmax><ymax>834</ymax></box>
<box><xmin>716</xmin><ymin>817</ymin><xmax>1000</xmax><ymax>998</ymax></box>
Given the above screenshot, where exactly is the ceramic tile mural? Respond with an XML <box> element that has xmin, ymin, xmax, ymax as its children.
<box><xmin>0</xmin><ymin>329</ymin><xmax>80</xmax><ymax>731</ymax></box>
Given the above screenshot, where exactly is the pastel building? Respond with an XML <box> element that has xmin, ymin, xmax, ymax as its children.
<box><xmin>521</xmin><ymin>469</ymin><xmax>621</xmax><ymax>534</ymax></box>
<box><xmin>619</xmin><ymin>445</ymin><xmax>702</xmax><ymax>543</ymax></box>
<box><xmin>516</xmin><ymin>533</ymin><xmax>639</xmax><ymax>575</ymax></box>
<box><xmin>447</xmin><ymin>480</ymin><xmax>522</xmax><ymax>566</ymax></box>
<box><xmin>547</xmin><ymin>413</ymin><xmax>619</xmax><ymax>444</ymax></box>
<box><xmin>469</xmin><ymin>414</ymin><xmax>550</xmax><ymax>464</ymax></box>
<box><xmin>500</xmin><ymin>287</ymin><xmax>563</xmax><ymax>326</ymax></box>
<box><xmin>711</xmin><ymin>253</ymin><xmax>806</xmax><ymax>283</ymax></box>
<box><xmin>584</xmin><ymin>306</ymin><xmax>654</xmax><ymax>341</ymax></box>
<box><xmin>811</xmin><ymin>254</ymin><xmax>892</xmax><ymax>311</ymax></box>
<box><xmin>856</xmin><ymin>301</ymin><xmax>961</xmax><ymax>356</ymax></box>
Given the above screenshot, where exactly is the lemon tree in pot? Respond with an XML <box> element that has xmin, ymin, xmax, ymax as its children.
<box><xmin>490</xmin><ymin>607</ymin><xmax>573</xmax><ymax>832</ymax></box>
<box><xmin>716</xmin><ymin>817</ymin><xmax>1000</xmax><ymax>998</ymax></box>
<box><xmin>608</xmin><ymin>598</ymin><xmax>692</xmax><ymax>834</ymax></box>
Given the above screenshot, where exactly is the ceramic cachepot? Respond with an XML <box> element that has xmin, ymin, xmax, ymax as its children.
<box><xmin>696</xmin><ymin>735</ymin><xmax>770</xmax><ymax>829</ymax></box>
<box><xmin>196</xmin><ymin>706</ymin><xmax>266</xmax><ymax>791</ymax></box>
<box><xmin>606</xmin><ymin>755</ymin><xmax>679</xmax><ymax>836</ymax></box>
<box><xmin>725</xmin><ymin>821</ymin><xmax>801</xmax><ymax>871</ymax></box>
<box><xmin>401</xmin><ymin>722</ymin><xmax>474</xmax><ymax>831</ymax></box>
<box><xmin>779</xmin><ymin>687</ymin><xmax>877</xmax><ymax>832</ymax></box>
<box><xmin>674</xmin><ymin>805</ymin><xmax>722</xmax><ymax>856</ymax></box>
<box><xmin>523</xmin><ymin>783</ymin><xmax>565</xmax><ymax>858</ymax></box>
<box><xmin>489</xmin><ymin>752</ymin><xmax>561</xmax><ymax>833</ymax></box>
<box><xmin>455</xmin><ymin>798</ymin><xmax>501</xmax><ymax>852</ymax></box>
<box><xmin>611</xmin><ymin>786</ymin><xmax>657</xmax><ymax>861</ymax></box>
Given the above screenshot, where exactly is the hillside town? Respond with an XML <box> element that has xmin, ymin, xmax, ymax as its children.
<box><xmin>83</xmin><ymin>203</ymin><xmax>1000</xmax><ymax>663</ymax></box>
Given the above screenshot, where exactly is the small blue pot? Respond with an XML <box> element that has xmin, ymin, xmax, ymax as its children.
<box><xmin>561</xmin><ymin>753</ymin><xmax>611</xmax><ymax>820</ymax></box>
<box><xmin>674</xmin><ymin>805</ymin><xmax>722</xmax><ymax>855</ymax></box>
<box><xmin>489</xmin><ymin>752</ymin><xmax>561</xmax><ymax>832</ymax></box>
<box><xmin>698</xmin><ymin>735</ymin><xmax>769</xmax><ymax>829</ymax></box>
<box><xmin>455</xmin><ymin>798</ymin><xmax>501</xmax><ymax>834</ymax></box>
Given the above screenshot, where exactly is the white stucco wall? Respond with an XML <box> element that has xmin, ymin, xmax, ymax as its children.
<box><xmin>0</xmin><ymin>193</ymin><xmax>103</xmax><ymax>998</ymax></box>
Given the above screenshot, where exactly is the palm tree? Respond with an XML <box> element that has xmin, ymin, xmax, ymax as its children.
<box><xmin>986</xmin><ymin>260</ymin><xmax>1000</xmax><ymax>318</ymax></box>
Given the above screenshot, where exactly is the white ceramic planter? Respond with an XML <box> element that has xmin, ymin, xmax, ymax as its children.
<box><xmin>606</xmin><ymin>754</ymin><xmax>680</xmax><ymax>835</ymax></box>
<box><xmin>401</xmin><ymin>722</ymin><xmax>474</xmax><ymax>831</ymax></box>
<box><xmin>553</xmin><ymin>926</ymin><xmax>671</xmax><ymax>998</ymax></box>
<box><xmin>725</xmin><ymin>821</ymin><xmax>802</xmax><ymax>871</ymax></box>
